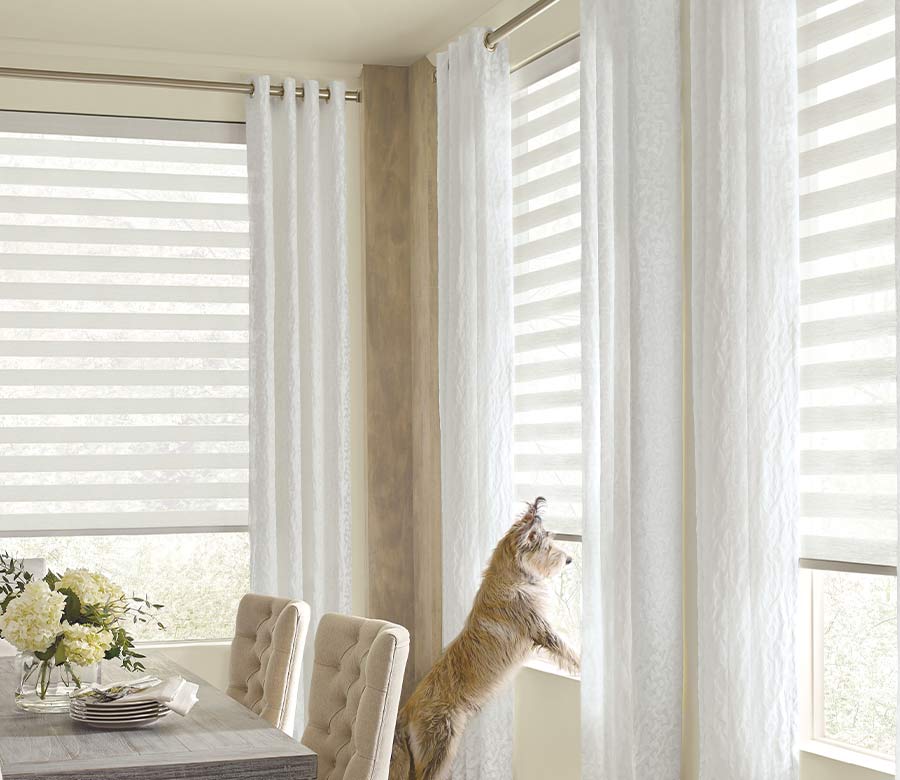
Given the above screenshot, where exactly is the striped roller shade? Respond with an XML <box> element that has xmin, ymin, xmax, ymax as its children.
<box><xmin>511</xmin><ymin>40</ymin><xmax>582</xmax><ymax>537</ymax></box>
<box><xmin>798</xmin><ymin>0</ymin><xmax>897</xmax><ymax>569</ymax></box>
<box><xmin>0</xmin><ymin>112</ymin><xmax>250</xmax><ymax>535</ymax></box>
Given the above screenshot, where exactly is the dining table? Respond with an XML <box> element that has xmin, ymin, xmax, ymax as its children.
<box><xmin>0</xmin><ymin>651</ymin><xmax>316</xmax><ymax>780</ymax></box>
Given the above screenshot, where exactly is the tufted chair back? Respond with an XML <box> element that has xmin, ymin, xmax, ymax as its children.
<box><xmin>302</xmin><ymin>613</ymin><xmax>410</xmax><ymax>780</ymax></box>
<box><xmin>226</xmin><ymin>592</ymin><xmax>310</xmax><ymax>734</ymax></box>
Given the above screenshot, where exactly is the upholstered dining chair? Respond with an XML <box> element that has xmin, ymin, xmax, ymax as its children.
<box><xmin>302</xmin><ymin>613</ymin><xmax>410</xmax><ymax>780</ymax></box>
<box><xmin>226</xmin><ymin>593</ymin><xmax>311</xmax><ymax>735</ymax></box>
<box><xmin>0</xmin><ymin>558</ymin><xmax>48</xmax><ymax>657</ymax></box>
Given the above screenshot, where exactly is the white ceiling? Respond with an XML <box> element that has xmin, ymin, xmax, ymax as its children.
<box><xmin>0</xmin><ymin>0</ymin><xmax>510</xmax><ymax>67</ymax></box>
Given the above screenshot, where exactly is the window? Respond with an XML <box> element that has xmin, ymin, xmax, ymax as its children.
<box><xmin>511</xmin><ymin>41</ymin><xmax>582</xmax><ymax>648</ymax></box>
<box><xmin>0</xmin><ymin>112</ymin><xmax>250</xmax><ymax>641</ymax></box>
<box><xmin>797</xmin><ymin>0</ymin><xmax>897</xmax><ymax>767</ymax></box>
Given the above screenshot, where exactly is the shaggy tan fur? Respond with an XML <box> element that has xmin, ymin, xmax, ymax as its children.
<box><xmin>389</xmin><ymin>498</ymin><xmax>580</xmax><ymax>780</ymax></box>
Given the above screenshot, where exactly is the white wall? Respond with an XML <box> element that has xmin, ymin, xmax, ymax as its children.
<box><xmin>513</xmin><ymin>667</ymin><xmax>580</xmax><ymax>780</ymax></box>
<box><xmin>802</xmin><ymin>753</ymin><xmax>891</xmax><ymax>780</ymax></box>
<box><xmin>154</xmin><ymin>642</ymin><xmax>232</xmax><ymax>691</ymax></box>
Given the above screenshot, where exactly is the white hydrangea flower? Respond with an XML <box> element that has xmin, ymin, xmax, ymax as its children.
<box><xmin>56</xmin><ymin>569</ymin><xmax>124</xmax><ymax>607</ymax></box>
<box><xmin>58</xmin><ymin>622</ymin><xmax>113</xmax><ymax>667</ymax></box>
<box><xmin>0</xmin><ymin>581</ymin><xmax>65</xmax><ymax>653</ymax></box>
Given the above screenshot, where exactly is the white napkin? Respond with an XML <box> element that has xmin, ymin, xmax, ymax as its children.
<box><xmin>117</xmin><ymin>676</ymin><xmax>200</xmax><ymax>717</ymax></box>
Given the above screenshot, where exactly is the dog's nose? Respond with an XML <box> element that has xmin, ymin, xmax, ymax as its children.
<box><xmin>565</xmin><ymin>555</ymin><xmax>573</xmax><ymax>565</ymax></box>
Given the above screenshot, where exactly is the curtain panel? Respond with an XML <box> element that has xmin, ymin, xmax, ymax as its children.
<box><xmin>579</xmin><ymin>1</ymin><xmax>683</xmax><ymax>779</ymax></box>
<box><xmin>246</xmin><ymin>75</ymin><xmax>352</xmax><ymax>726</ymax></box>
<box><xmin>436</xmin><ymin>29</ymin><xmax>515</xmax><ymax>780</ymax></box>
<box><xmin>578</xmin><ymin>1</ymin><xmax>800</xmax><ymax>777</ymax></box>
<box><xmin>690</xmin><ymin>2</ymin><xmax>800</xmax><ymax>779</ymax></box>
<box><xmin>895</xmin><ymin>18</ymin><xmax>900</xmax><ymax>767</ymax></box>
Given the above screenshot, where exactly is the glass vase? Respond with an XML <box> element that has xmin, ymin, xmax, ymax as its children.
<box><xmin>15</xmin><ymin>651</ymin><xmax>100</xmax><ymax>714</ymax></box>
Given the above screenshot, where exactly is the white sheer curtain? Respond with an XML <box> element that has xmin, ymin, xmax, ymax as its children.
<box><xmin>579</xmin><ymin>1</ymin><xmax>683</xmax><ymax>779</ymax></box>
<box><xmin>437</xmin><ymin>29</ymin><xmax>515</xmax><ymax>780</ymax></box>
<box><xmin>245</xmin><ymin>75</ymin><xmax>352</xmax><ymax>721</ymax></box>
<box><xmin>690</xmin><ymin>3</ymin><xmax>800</xmax><ymax>779</ymax></box>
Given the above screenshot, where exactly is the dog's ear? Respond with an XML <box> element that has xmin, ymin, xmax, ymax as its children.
<box><xmin>517</xmin><ymin>499</ymin><xmax>541</xmax><ymax>528</ymax></box>
<box><xmin>514</xmin><ymin>497</ymin><xmax>546</xmax><ymax>545</ymax></box>
<box><xmin>525</xmin><ymin>497</ymin><xmax>545</xmax><ymax>525</ymax></box>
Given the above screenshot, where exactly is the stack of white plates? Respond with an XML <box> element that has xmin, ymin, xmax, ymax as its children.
<box><xmin>70</xmin><ymin>698</ymin><xmax>170</xmax><ymax>729</ymax></box>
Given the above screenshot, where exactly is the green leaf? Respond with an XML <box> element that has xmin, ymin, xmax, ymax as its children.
<box><xmin>59</xmin><ymin>588</ymin><xmax>83</xmax><ymax>624</ymax></box>
<box><xmin>0</xmin><ymin>552</ymin><xmax>31</xmax><ymax>601</ymax></box>
<box><xmin>43</xmin><ymin>571</ymin><xmax>59</xmax><ymax>589</ymax></box>
<box><xmin>34</xmin><ymin>641</ymin><xmax>58</xmax><ymax>662</ymax></box>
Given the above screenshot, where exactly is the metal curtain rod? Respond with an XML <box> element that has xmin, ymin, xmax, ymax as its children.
<box><xmin>511</xmin><ymin>30</ymin><xmax>579</xmax><ymax>73</ymax></box>
<box><xmin>432</xmin><ymin>28</ymin><xmax>578</xmax><ymax>83</ymax></box>
<box><xmin>0</xmin><ymin>67</ymin><xmax>362</xmax><ymax>103</ymax></box>
<box><xmin>484</xmin><ymin>0</ymin><xmax>564</xmax><ymax>50</ymax></box>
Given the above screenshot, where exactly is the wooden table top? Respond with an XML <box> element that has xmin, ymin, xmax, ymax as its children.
<box><xmin>0</xmin><ymin>653</ymin><xmax>316</xmax><ymax>780</ymax></box>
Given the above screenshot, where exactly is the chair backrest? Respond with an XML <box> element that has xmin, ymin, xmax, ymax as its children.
<box><xmin>0</xmin><ymin>558</ymin><xmax>48</xmax><ymax>657</ymax></box>
<box><xmin>225</xmin><ymin>593</ymin><xmax>311</xmax><ymax>734</ymax></box>
<box><xmin>302</xmin><ymin>613</ymin><xmax>410</xmax><ymax>780</ymax></box>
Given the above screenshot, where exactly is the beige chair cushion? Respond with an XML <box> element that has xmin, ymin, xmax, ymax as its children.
<box><xmin>302</xmin><ymin>613</ymin><xmax>410</xmax><ymax>780</ymax></box>
<box><xmin>226</xmin><ymin>593</ymin><xmax>310</xmax><ymax>734</ymax></box>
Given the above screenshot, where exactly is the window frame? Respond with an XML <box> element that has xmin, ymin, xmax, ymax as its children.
<box><xmin>795</xmin><ymin>1</ymin><xmax>898</xmax><ymax>771</ymax></box>
<box><xmin>510</xmin><ymin>36</ymin><xmax>583</xmax><ymax>551</ymax></box>
<box><xmin>0</xmin><ymin>109</ymin><xmax>251</xmax><ymax>540</ymax></box>
<box><xmin>796</xmin><ymin>0</ymin><xmax>897</xmax><ymax>575</ymax></box>
<box><xmin>0</xmin><ymin>110</ymin><xmax>252</xmax><ymax>642</ymax></box>
<box><xmin>799</xmin><ymin>568</ymin><xmax>897</xmax><ymax>776</ymax></box>
<box><xmin>511</xmin><ymin>39</ymin><xmax>584</xmax><ymax>678</ymax></box>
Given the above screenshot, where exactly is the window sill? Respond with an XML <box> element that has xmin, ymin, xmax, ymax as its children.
<box><xmin>522</xmin><ymin>653</ymin><xmax>581</xmax><ymax>681</ymax></box>
<box><xmin>801</xmin><ymin>739</ymin><xmax>894</xmax><ymax>776</ymax></box>
<box><xmin>136</xmin><ymin>639</ymin><xmax>231</xmax><ymax>649</ymax></box>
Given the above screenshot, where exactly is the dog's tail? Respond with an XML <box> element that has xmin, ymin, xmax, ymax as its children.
<box><xmin>388</xmin><ymin>719</ymin><xmax>413</xmax><ymax>780</ymax></box>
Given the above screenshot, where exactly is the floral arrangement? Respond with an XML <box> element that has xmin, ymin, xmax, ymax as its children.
<box><xmin>0</xmin><ymin>552</ymin><xmax>164</xmax><ymax>699</ymax></box>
